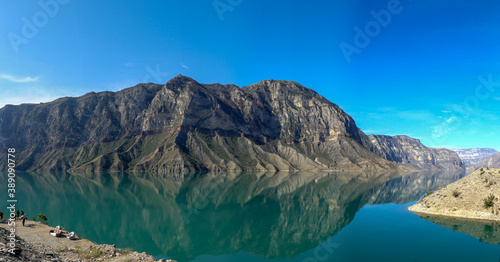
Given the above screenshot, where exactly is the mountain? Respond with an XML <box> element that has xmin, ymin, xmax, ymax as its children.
<box><xmin>0</xmin><ymin>75</ymin><xmax>403</xmax><ymax>173</ymax></box>
<box><xmin>451</xmin><ymin>148</ymin><xmax>499</xmax><ymax>167</ymax></box>
<box><xmin>0</xmin><ymin>75</ymin><xmax>462</xmax><ymax>173</ymax></box>
<box><xmin>368</xmin><ymin>135</ymin><xmax>465</xmax><ymax>170</ymax></box>
<box><xmin>473</xmin><ymin>153</ymin><xmax>500</xmax><ymax>169</ymax></box>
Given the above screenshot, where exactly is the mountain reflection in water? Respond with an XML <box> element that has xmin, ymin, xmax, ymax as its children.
<box><xmin>2</xmin><ymin>170</ymin><xmax>464</xmax><ymax>261</ymax></box>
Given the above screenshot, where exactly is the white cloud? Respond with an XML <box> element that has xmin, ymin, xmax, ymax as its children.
<box><xmin>0</xmin><ymin>74</ymin><xmax>39</xmax><ymax>83</ymax></box>
<box><xmin>0</xmin><ymin>85</ymin><xmax>82</xmax><ymax>109</ymax></box>
<box><xmin>0</xmin><ymin>94</ymin><xmax>60</xmax><ymax>109</ymax></box>
<box><xmin>366</xmin><ymin>108</ymin><xmax>435</xmax><ymax>121</ymax></box>
<box><xmin>181</xmin><ymin>63</ymin><xmax>189</xmax><ymax>69</ymax></box>
<box><xmin>431</xmin><ymin>115</ymin><xmax>460</xmax><ymax>139</ymax></box>
<box><xmin>124</xmin><ymin>62</ymin><xmax>134</xmax><ymax>67</ymax></box>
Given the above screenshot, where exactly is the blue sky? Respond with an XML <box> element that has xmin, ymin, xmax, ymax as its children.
<box><xmin>1</xmin><ymin>0</ymin><xmax>499</xmax><ymax>150</ymax></box>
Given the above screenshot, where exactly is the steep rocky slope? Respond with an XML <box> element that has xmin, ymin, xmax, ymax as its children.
<box><xmin>0</xmin><ymin>75</ymin><xmax>401</xmax><ymax>173</ymax></box>
<box><xmin>474</xmin><ymin>153</ymin><xmax>500</xmax><ymax>169</ymax></box>
<box><xmin>368</xmin><ymin>135</ymin><xmax>465</xmax><ymax>170</ymax></box>
<box><xmin>452</xmin><ymin>148</ymin><xmax>499</xmax><ymax>167</ymax></box>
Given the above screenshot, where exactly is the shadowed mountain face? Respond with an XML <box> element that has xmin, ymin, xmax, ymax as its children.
<box><xmin>369</xmin><ymin>135</ymin><xmax>465</xmax><ymax>170</ymax></box>
<box><xmin>0</xmin><ymin>170</ymin><xmax>464</xmax><ymax>261</ymax></box>
<box><xmin>0</xmin><ymin>75</ymin><xmax>403</xmax><ymax>173</ymax></box>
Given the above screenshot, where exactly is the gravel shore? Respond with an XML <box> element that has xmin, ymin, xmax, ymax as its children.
<box><xmin>0</xmin><ymin>220</ymin><xmax>175</xmax><ymax>262</ymax></box>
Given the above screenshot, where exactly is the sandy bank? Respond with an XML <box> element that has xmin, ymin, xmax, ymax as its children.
<box><xmin>408</xmin><ymin>168</ymin><xmax>500</xmax><ymax>222</ymax></box>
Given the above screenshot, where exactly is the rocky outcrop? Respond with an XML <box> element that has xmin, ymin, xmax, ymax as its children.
<box><xmin>408</xmin><ymin>168</ymin><xmax>500</xmax><ymax>222</ymax></box>
<box><xmin>452</xmin><ymin>148</ymin><xmax>499</xmax><ymax>167</ymax></box>
<box><xmin>0</xmin><ymin>75</ymin><xmax>403</xmax><ymax>173</ymax></box>
<box><xmin>368</xmin><ymin>135</ymin><xmax>465</xmax><ymax>170</ymax></box>
<box><xmin>474</xmin><ymin>153</ymin><xmax>500</xmax><ymax>169</ymax></box>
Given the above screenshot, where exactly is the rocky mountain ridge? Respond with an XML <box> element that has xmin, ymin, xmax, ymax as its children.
<box><xmin>474</xmin><ymin>153</ymin><xmax>500</xmax><ymax>169</ymax></box>
<box><xmin>369</xmin><ymin>135</ymin><xmax>465</xmax><ymax>170</ymax></box>
<box><xmin>452</xmin><ymin>148</ymin><xmax>499</xmax><ymax>167</ymax></box>
<box><xmin>0</xmin><ymin>75</ymin><xmax>464</xmax><ymax>173</ymax></box>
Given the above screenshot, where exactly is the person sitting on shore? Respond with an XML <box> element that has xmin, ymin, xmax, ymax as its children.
<box><xmin>67</xmin><ymin>231</ymin><xmax>78</xmax><ymax>240</ymax></box>
<box><xmin>16</xmin><ymin>209</ymin><xmax>20</xmax><ymax>218</ymax></box>
<box><xmin>50</xmin><ymin>228</ymin><xmax>63</xmax><ymax>237</ymax></box>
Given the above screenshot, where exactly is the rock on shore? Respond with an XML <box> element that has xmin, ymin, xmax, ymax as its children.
<box><xmin>408</xmin><ymin>168</ymin><xmax>500</xmax><ymax>222</ymax></box>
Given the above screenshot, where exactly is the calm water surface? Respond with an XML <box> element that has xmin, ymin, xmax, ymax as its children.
<box><xmin>2</xmin><ymin>170</ymin><xmax>500</xmax><ymax>262</ymax></box>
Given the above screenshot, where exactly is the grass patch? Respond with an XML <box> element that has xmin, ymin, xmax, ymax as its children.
<box><xmin>118</xmin><ymin>248</ymin><xmax>133</xmax><ymax>255</ymax></box>
<box><xmin>76</xmin><ymin>246</ymin><xmax>104</xmax><ymax>259</ymax></box>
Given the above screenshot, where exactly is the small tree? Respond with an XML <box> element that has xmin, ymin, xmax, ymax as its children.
<box><xmin>37</xmin><ymin>213</ymin><xmax>48</xmax><ymax>225</ymax></box>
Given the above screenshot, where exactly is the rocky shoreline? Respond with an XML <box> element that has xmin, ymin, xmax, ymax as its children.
<box><xmin>408</xmin><ymin>168</ymin><xmax>500</xmax><ymax>222</ymax></box>
<box><xmin>0</xmin><ymin>220</ymin><xmax>175</xmax><ymax>262</ymax></box>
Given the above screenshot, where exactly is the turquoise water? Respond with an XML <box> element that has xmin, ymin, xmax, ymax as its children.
<box><xmin>2</xmin><ymin>170</ymin><xmax>500</xmax><ymax>261</ymax></box>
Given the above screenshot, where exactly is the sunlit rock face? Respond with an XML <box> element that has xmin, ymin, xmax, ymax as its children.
<box><xmin>368</xmin><ymin>135</ymin><xmax>465</xmax><ymax>171</ymax></box>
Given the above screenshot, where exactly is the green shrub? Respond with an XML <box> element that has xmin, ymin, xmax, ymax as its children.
<box><xmin>452</xmin><ymin>190</ymin><xmax>461</xmax><ymax>197</ymax></box>
<box><xmin>425</xmin><ymin>188</ymin><xmax>434</xmax><ymax>197</ymax></box>
<box><xmin>484</xmin><ymin>194</ymin><xmax>495</xmax><ymax>208</ymax></box>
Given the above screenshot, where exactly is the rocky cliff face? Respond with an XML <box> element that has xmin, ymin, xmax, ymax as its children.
<box><xmin>452</xmin><ymin>148</ymin><xmax>499</xmax><ymax>167</ymax></box>
<box><xmin>368</xmin><ymin>135</ymin><xmax>465</xmax><ymax>170</ymax></box>
<box><xmin>474</xmin><ymin>153</ymin><xmax>500</xmax><ymax>169</ymax></box>
<box><xmin>0</xmin><ymin>75</ymin><xmax>401</xmax><ymax>173</ymax></box>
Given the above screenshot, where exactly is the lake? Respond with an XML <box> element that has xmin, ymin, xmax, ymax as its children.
<box><xmin>2</xmin><ymin>170</ymin><xmax>500</xmax><ymax>261</ymax></box>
